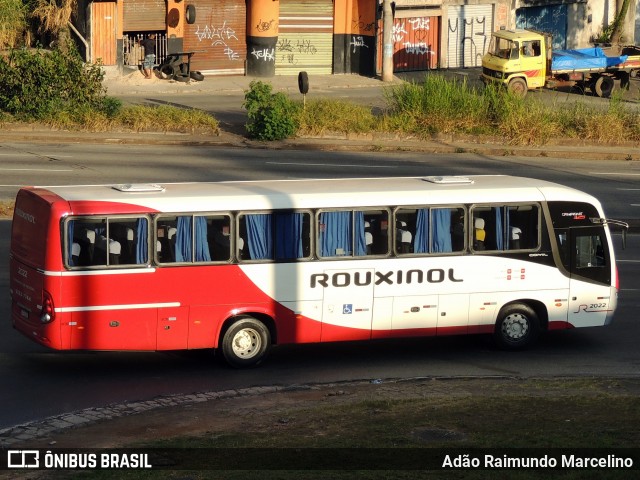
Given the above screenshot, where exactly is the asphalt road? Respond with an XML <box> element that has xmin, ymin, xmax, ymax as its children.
<box><xmin>0</xmin><ymin>147</ymin><xmax>639</xmax><ymax>431</ymax></box>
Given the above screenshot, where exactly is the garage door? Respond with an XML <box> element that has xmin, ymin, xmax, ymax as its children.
<box><xmin>377</xmin><ymin>12</ymin><xmax>440</xmax><ymax>73</ymax></box>
<box><xmin>446</xmin><ymin>4</ymin><xmax>493</xmax><ymax>68</ymax></box>
<box><xmin>276</xmin><ymin>0</ymin><xmax>334</xmax><ymax>75</ymax></box>
<box><xmin>123</xmin><ymin>0</ymin><xmax>166</xmax><ymax>32</ymax></box>
<box><xmin>183</xmin><ymin>0</ymin><xmax>247</xmax><ymax>74</ymax></box>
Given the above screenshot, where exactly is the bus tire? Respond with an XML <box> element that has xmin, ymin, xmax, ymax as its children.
<box><xmin>507</xmin><ymin>77</ymin><xmax>528</xmax><ymax>98</ymax></box>
<box><xmin>221</xmin><ymin>316</ymin><xmax>271</xmax><ymax>368</ymax></box>
<box><xmin>493</xmin><ymin>304</ymin><xmax>540</xmax><ymax>350</ymax></box>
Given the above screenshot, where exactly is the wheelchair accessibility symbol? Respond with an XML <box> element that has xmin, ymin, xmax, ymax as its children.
<box><xmin>343</xmin><ymin>304</ymin><xmax>353</xmax><ymax>314</ymax></box>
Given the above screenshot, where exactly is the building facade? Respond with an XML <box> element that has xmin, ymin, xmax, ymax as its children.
<box><xmin>72</xmin><ymin>0</ymin><xmax>638</xmax><ymax>77</ymax></box>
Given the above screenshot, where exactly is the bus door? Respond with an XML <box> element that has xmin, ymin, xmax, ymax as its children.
<box><xmin>565</xmin><ymin>227</ymin><xmax>613</xmax><ymax>327</ymax></box>
<box><xmin>321</xmin><ymin>268</ymin><xmax>374</xmax><ymax>342</ymax></box>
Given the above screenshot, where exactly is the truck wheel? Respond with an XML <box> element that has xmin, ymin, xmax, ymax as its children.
<box><xmin>619</xmin><ymin>72</ymin><xmax>630</xmax><ymax>90</ymax></box>
<box><xmin>221</xmin><ymin>316</ymin><xmax>271</xmax><ymax>368</ymax></box>
<box><xmin>507</xmin><ymin>78</ymin><xmax>528</xmax><ymax>98</ymax></box>
<box><xmin>593</xmin><ymin>76</ymin><xmax>614</xmax><ymax>98</ymax></box>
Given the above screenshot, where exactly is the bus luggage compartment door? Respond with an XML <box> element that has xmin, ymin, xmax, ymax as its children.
<box><xmin>320</xmin><ymin>269</ymin><xmax>374</xmax><ymax>342</ymax></box>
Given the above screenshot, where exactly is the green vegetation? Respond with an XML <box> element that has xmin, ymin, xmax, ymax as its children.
<box><xmin>57</xmin><ymin>378</ymin><xmax>639</xmax><ymax>480</ymax></box>
<box><xmin>243</xmin><ymin>80</ymin><xmax>301</xmax><ymax>141</ymax></box>
<box><xmin>0</xmin><ymin>47</ymin><xmax>109</xmax><ymax>121</ymax></box>
<box><xmin>244</xmin><ymin>74</ymin><xmax>639</xmax><ymax>145</ymax></box>
<box><xmin>0</xmin><ymin>46</ymin><xmax>219</xmax><ymax>134</ymax></box>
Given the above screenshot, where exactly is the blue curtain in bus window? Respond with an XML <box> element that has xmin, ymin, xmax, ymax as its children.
<box><xmin>175</xmin><ymin>216</ymin><xmax>192</xmax><ymax>262</ymax></box>
<box><xmin>275</xmin><ymin>213</ymin><xmax>303</xmax><ymax>260</ymax></box>
<box><xmin>320</xmin><ymin>211</ymin><xmax>352</xmax><ymax>256</ymax></box>
<box><xmin>135</xmin><ymin>218</ymin><xmax>148</xmax><ymax>264</ymax></box>
<box><xmin>504</xmin><ymin>207</ymin><xmax>511</xmax><ymax>250</ymax></box>
<box><xmin>354</xmin><ymin>211</ymin><xmax>367</xmax><ymax>256</ymax></box>
<box><xmin>67</xmin><ymin>220</ymin><xmax>75</xmax><ymax>266</ymax></box>
<box><xmin>414</xmin><ymin>209</ymin><xmax>429</xmax><ymax>253</ymax></box>
<box><xmin>432</xmin><ymin>209</ymin><xmax>452</xmax><ymax>253</ymax></box>
<box><xmin>194</xmin><ymin>216</ymin><xmax>212</xmax><ymax>262</ymax></box>
<box><xmin>493</xmin><ymin>207</ymin><xmax>504</xmax><ymax>250</ymax></box>
<box><xmin>246</xmin><ymin>214</ymin><xmax>273</xmax><ymax>260</ymax></box>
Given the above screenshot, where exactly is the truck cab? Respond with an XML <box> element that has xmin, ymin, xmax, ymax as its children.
<box><xmin>482</xmin><ymin>29</ymin><xmax>550</xmax><ymax>96</ymax></box>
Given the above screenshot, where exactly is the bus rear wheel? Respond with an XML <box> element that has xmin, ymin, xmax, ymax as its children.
<box><xmin>493</xmin><ymin>304</ymin><xmax>540</xmax><ymax>350</ymax></box>
<box><xmin>221</xmin><ymin>316</ymin><xmax>271</xmax><ymax>368</ymax></box>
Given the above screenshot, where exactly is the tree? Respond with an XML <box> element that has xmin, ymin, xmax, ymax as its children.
<box><xmin>609</xmin><ymin>0</ymin><xmax>631</xmax><ymax>44</ymax></box>
<box><xmin>31</xmin><ymin>0</ymin><xmax>77</xmax><ymax>48</ymax></box>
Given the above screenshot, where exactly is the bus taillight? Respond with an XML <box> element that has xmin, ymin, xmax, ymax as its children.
<box><xmin>41</xmin><ymin>291</ymin><xmax>55</xmax><ymax>324</ymax></box>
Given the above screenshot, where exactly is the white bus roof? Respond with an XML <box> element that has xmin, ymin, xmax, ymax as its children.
<box><xmin>32</xmin><ymin>175</ymin><xmax>599</xmax><ymax>212</ymax></box>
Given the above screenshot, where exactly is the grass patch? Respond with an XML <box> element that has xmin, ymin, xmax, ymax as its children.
<box><xmin>116</xmin><ymin>105</ymin><xmax>219</xmax><ymax>134</ymax></box>
<box><xmin>374</xmin><ymin>74</ymin><xmax>640</xmax><ymax>145</ymax></box>
<box><xmin>298</xmin><ymin>98</ymin><xmax>377</xmax><ymax>136</ymax></box>
<box><xmin>54</xmin><ymin>378</ymin><xmax>640</xmax><ymax>480</ymax></box>
<box><xmin>0</xmin><ymin>200</ymin><xmax>14</xmax><ymax>218</ymax></box>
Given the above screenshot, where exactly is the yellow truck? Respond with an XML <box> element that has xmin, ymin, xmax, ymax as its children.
<box><xmin>481</xmin><ymin>29</ymin><xmax>640</xmax><ymax>97</ymax></box>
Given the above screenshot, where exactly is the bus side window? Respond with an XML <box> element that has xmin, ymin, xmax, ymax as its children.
<box><xmin>109</xmin><ymin>218</ymin><xmax>148</xmax><ymax>265</ymax></box>
<box><xmin>156</xmin><ymin>217</ymin><xmax>178</xmax><ymax>263</ymax></box>
<box><xmin>362</xmin><ymin>209</ymin><xmax>389</xmax><ymax>256</ymax></box>
<box><xmin>238</xmin><ymin>211</ymin><xmax>311</xmax><ymax>262</ymax></box>
<box><xmin>395</xmin><ymin>207</ymin><xmax>463</xmax><ymax>255</ymax></box>
<box><xmin>68</xmin><ymin>218</ymin><xmax>104</xmax><ymax>267</ymax></box>
<box><xmin>208</xmin><ymin>215</ymin><xmax>232</xmax><ymax>262</ymax></box>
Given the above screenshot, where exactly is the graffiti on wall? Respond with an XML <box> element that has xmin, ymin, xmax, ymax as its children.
<box><xmin>251</xmin><ymin>47</ymin><xmax>275</xmax><ymax>62</ymax></box>
<box><xmin>352</xmin><ymin>15</ymin><xmax>375</xmax><ymax>34</ymax></box>
<box><xmin>277</xmin><ymin>38</ymin><xmax>319</xmax><ymax>65</ymax></box>
<box><xmin>448</xmin><ymin>15</ymin><xmax>489</xmax><ymax>67</ymax></box>
<box><xmin>194</xmin><ymin>21</ymin><xmax>241</xmax><ymax>61</ymax></box>
<box><xmin>350</xmin><ymin>35</ymin><xmax>369</xmax><ymax>53</ymax></box>
<box><xmin>256</xmin><ymin>18</ymin><xmax>277</xmax><ymax>33</ymax></box>
<box><xmin>393</xmin><ymin>17</ymin><xmax>436</xmax><ymax>65</ymax></box>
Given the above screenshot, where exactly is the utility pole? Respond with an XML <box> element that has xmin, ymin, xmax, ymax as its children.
<box><xmin>381</xmin><ymin>0</ymin><xmax>393</xmax><ymax>82</ymax></box>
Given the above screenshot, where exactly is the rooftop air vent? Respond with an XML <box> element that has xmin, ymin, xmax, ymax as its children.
<box><xmin>112</xmin><ymin>184</ymin><xmax>165</xmax><ymax>193</ymax></box>
<box><xmin>422</xmin><ymin>176</ymin><xmax>474</xmax><ymax>185</ymax></box>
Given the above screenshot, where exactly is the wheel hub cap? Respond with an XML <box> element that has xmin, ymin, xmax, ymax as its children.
<box><xmin>503</xmin><ymin>314</ymin><xmax>529</xmax><ymax>339</ymax></box>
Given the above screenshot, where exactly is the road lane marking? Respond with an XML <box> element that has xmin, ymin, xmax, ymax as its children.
<box><xmin>267</xmin><ymin>162</ymin><xmax>396</xmax><ymax>168</ymax></box>
<box><xmin>0</xmin><ymin>168</ymin><xmax>74</xmax><ymax>172</ymax></box>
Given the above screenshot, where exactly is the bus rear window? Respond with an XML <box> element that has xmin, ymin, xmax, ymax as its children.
<box><xmin>66</xmin><ymin>216</ymin><xmax>150</xmax><ymax>267</ymax></box>
<box><xmin>11</xmin><ymin>189</ymin><xmax>53</xmax><ymax>267</ymax></box>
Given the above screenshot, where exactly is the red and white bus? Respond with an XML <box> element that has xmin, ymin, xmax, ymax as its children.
<box><xmin>9</xmin><ymin>175</ymin><xmax>627</xmax><ymax>367</ymax></box>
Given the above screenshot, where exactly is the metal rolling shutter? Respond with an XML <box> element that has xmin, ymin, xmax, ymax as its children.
<box><xmin>276</xmin><ymin>0</ymin><xmax>334</xmax><ymax>75</ymax></box>
<box><xmin>377</xmin><ymin>13</ymin><xmax>440</xmax><ymax>73</ymax></box>
<box><xmin>183</xmin><ymin>0</ymin><xmax>247</xmax><ymax>75</ymax></box>
<box><xmin>446</xmin><ymin>4</ymin><xmax>493</xmax><ymax>68</ymax></box>
<box><xmin>123</xmin><ymin>0</ymin><xmax>166</xmax><ymax>32</ymax></box>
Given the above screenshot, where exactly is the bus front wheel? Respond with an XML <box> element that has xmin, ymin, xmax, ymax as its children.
<box><xmin>221</xmin><ymin>316</ymin><xmax>271</xmax><ymax>368</ymax></box>
<box><xmin>493</xmin><ymin>304</ymin><xmax>540</xmax><ymax>350</ymax></box>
